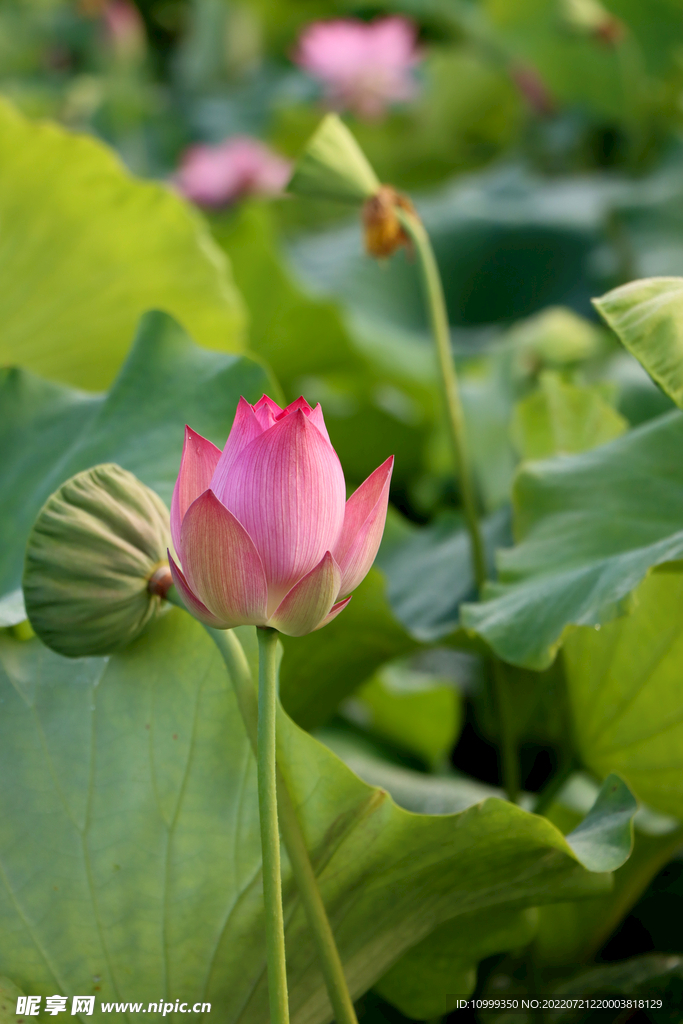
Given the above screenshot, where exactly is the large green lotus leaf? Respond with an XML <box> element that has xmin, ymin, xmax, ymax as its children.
<box><xmin>374</xmin><ymin>907</ymin><xmax>538</xmax><ymax>1018</ymax></box>
<box><xmin>534</xmin><ymin>775</ymin><xmax>683</xmax><ymax>966</ymax></box>
<box><xmin>461</xmin><ymin>409</ymin><xmax>683</xmax><ymax>668</ymax></box>
<box><xmin>376</xmin><ymin>508</ymin><xmax>511</xmax><ymax>643</ymax></box>
<box><xmin>512</xmin><ymin>372</ymin><xmax>627</xmax><ymax>461</ymax></box>
<box><xmin>0</xmin><ymin>614</ymin><xmax>614</xmax><ymax>1022</ymax></box>
<box><xmin>324</xmin><ymin>743</ymin><xmax>635</xmax><ymax>1019</ymax></box>
<box><xmin>279</xmin><ymin>569</ymin><xmax>419</xmax><ymax>730</ymax></box>
<box><xmin>564</xmin><ymin>568</ymin><xmax>683</xmax><ymax>820</ymax></box>
<box><xmin>318</xmin><ymin>725</ymin><xmax>506</xmax><ymax>815</ymax></box>
<box><xmin>0</xmin><ymin>311</ymin><xmax>270</xmax><ymax>613</ymax></box>
<box><xmin>0</xmin><ymin>977</ymin><xmax>24</xmax><ymax>1024</ymax></box>
<box><xmin>561</xmin><ymin>774</ymin><xmax>635</xmax><ymax>873</ymax></box>
<box><xmin>0</xmin><ymin>99</ymin><xmax>245</xmax><ymax>389</ymax></box>
<box><xmin>347</xmin><ymin>660</ymin><xmax>462</xmax><ymax>769</ymax></box>
<box><xmin>594</xmin><ymin>277</ymin><xmax>683</xmax><ymax>409</ymax></box>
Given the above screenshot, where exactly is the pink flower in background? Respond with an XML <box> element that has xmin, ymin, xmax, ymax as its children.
<box><xmin>102</xmin><ymin>0</ymin><xmax>146</xmax><ymax>61</ymax></box>
<box><xmin>295</xmin><ymin>16</ymin><xmax>420</xmax><ymax>119</ymax></box>
<box><xmin>169</xmin><ymin>396</ymin><xmax>393</xmax><ymax>636</ymax></box>
<box><xmin>510</xmin><ymin>64</ymin><xmax>555</xmax><ymax>117</ymax></box>
<box><xmin>175</xmin><ymin>137</ymin><xmax>291</xmax><ymax>208</ymax></box>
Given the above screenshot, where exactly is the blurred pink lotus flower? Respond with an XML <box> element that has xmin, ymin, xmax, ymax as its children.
<box><xmin>510</xmin><ymin>64</ymin><xmax>555</xmax><ymax>117</ymax></box>
<box><xmin>169</xmin><ymin>396</ymin><xmax>393</xmax><ymax>636</ymax></box>
<box><xmin>295</xmin><ymin>16</ymin><xmax>420</xmax><ymax>119</ymax></box>
<box><xmin>102</xmin><ymin>0</ymin><xmax>146</xmax><ymax>61</ymax></box>
<box><xmin>175</xmin><ymin>137</ymin><xmax>291</xmax><ymax>208</ymax></box>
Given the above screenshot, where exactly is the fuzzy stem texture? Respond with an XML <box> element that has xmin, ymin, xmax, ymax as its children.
<box><xmin>257</xmin><ymin>626</ymin><xmax>290</xmax><ymax>1024</ymax></box>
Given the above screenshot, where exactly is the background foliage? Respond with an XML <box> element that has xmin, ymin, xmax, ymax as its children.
<box><xmin>2</xmin><ymin>0</ymin><xmax>683</xmax><ymax>1021</ymax></box>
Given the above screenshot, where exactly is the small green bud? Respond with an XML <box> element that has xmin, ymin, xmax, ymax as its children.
<box><xmin>23</xmin><ymin>464</ymin><xmax>172</xmax><ymax>658</ymax></box>
<box><xmin>287</xmin><ymin>113</ymin><xmax>381</xmax><ymax>205</ymax></box>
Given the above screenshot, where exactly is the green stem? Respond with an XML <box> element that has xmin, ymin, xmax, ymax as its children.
<box><xmin>492</xmin><ymin>648</ymin><xmax>519</xmax><ymax>805</ymax></box>
<box><xmin>203</xmin><ymin>622</ymin><xmax>358</xmax><ymax>1024</ymax></box>
<box><xmin>395</xmin><ymin>206</ymin><xmax>487</xmax><ymax>592</ymax></box>
<box><xmin>395</xmin><ymin>206</ymin><xmax>521</xmax><ymax>803</ymax></box>
<box><xmin>257</xmin><ymin>626</ymin><xmax>290</xmax><ymax>1024</ymax></box>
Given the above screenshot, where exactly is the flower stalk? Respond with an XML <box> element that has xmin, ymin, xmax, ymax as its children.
<box><xmin>197</xmin><ymin>621</ymin><xmax>358</xmax><ymax>1024</ymax></box>
<box><xmin>394</xmin><ymin>206</ymin><xmax>519</xmax><ymax>803</ymax></box>
<box><xmin>257</xmin><ymin>626</ymin><xmax>290</xmax><ymax>1024</ymax></box>
<box><xmin>393</xmin><ymin>207</ymin><xmax>486</xmax><ymax>591</ymax></box>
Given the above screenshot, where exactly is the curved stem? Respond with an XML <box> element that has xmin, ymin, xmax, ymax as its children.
<box><xmin>395</xmin><ymin>206</ymin><xmax>520</xmax><ymax>802</ymax></box>
<box><xmin>257</xmin><ymin>626</ymin><xmax>290</xmax><ymax>1024</ymax></box>
<box><xmin>395</xmin><ymin>206</ymin><xmax>486</xmax><ymax>592</ymax></box>
<box><xmin>202</xmin><ymin>622</ymin><xmax>358</xmax><ymax>1024</ymax></box>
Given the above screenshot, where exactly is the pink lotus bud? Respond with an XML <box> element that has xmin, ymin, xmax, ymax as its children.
<box><xmin>174</xmin><ymin>137</ymin><xmax>292</xmax><ymax>208</ymax></box>
<box><xmin>294</xmin><ymin>16</ymin><xmax>420</xmax><ymax>120</ymax></box>
<box><xmin>169</xmin><ymin>396</ymin><xmax>393</xmax><ymax>636</ymax></box>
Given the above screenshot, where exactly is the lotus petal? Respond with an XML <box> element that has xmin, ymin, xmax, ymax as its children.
<box><xmin>253</xmin><ymin>394</ymin><xmax>282</xmax><ymax>430</ymax></box>
<box><xmin>333</xmin><ymin>455</ymin><xmax>393</xmax><ymax>595</ymax></box>
<box><xmin>180</xmin><ymin>490</ymin><xmax>268</xmax><ymax>626</ymax></box>
<box><xmin>168</xmin><ymin>551</ymin><xmax>227</xmax><ymax>629</ymax></box>
<box><xmin>269</xmin><ymin>551</ymin><xmax>341</xmax><ymax>635</ymax></box>
<box><xmin>308</xmin><ymin>402</ymin><xmax>331</xmax><ymax>443</ymax></box>
<box><xmin>314</xmin><ymin>595</ymin><xmax>352</xmax><ymax>630</ymax></box>
<box><xmin>278</xmin><ymin>396</ymin><xmax>313</xmax><ymax>417</ymax></box>
<box><xmin>222</xmin><ymin>410</ymin><xmax>346</xmax><ymax>603</ymax></box>
<box><xmin>170</xmin><ymin>426</ymin><xmax>222</xmax><ymax>558</ymax></box>
<box><xmin>210</xmin><ymin>397</ymin><xmax>264</xmax><ymax>505</ymax></box>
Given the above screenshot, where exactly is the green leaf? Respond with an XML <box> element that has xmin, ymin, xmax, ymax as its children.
<box><xmin>552</xmin><ymin>954</ymin><xmax>683</xmax><ymax>1021</ymax></box>
<box><xmin>279</xmin><ymin>569</ymin><xmax>419</xmax><ymax>730</ymax></box>
<box><xmin>0</xmin><ymin>311</ymin><xmax>270</xmax><ymax>614</ymax></box>
<box><xmin>318</xmin><ymin>726</ymin><xmax>504</xmax><ymax>815</ymax></box>
<box><xmin>534</xmin><ymin>774</ymin><xmax>682</xmax><ymax>966</ymax></box>
<box><xmin>0</xmin><ymin>99</ymin><xmax>244</xmax><ymax>389</ymax></box>
<box><xmin>461</xmin><ymin>410</ymin><xmax>683</xmax><ymax>668</ymax></box>
<box><xmin>374</xmin><ymin>907</ymin><xmax>538</xmax><ymax>1018</ymax></box>
<box><xmin>563</xmin><ymin>774</ymin><xmax>636</xmax><ymax>872</ymax></box>
<box><xmin>0</xmin><ymin>978</ymin><xmax>24</xmax><ymax>1024</ymax></box>
<box><xmin>346</xmin><ymin>660</ymin><xmax>462</xmax><ymax>769</ymax></box>
<box><xmin>512</xmin><ymin>372</ymin><xmax>627</xmax><ymax>461</ymax></box>
<box><xmin>377</xmin><ymin>508</ymin><xmax>510</xmax><ymax>642</ymax></box>
<box><xmin>564</xmin><ymin>567</ymin><xmax>683</xmax><ymax>820</ymax></box>
<box><xmin>0</xmin><ymin>618</ymin><xmax>614</xmax><ymax>1020</ymax></box>
<box><xmin>594</xmin><ymin>277</ymin><xmax>683</xmax><ymax>409</ymax></box>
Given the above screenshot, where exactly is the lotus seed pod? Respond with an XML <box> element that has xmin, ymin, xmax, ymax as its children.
<box><xmin>23</xmin><ymin>464</ymin><xmax>172</xmax><ymax>658</ymax></box>
<box><xmin>287</xmin><ymin>113</ymin><xmax>380</xmax><ymax>204</ymax></box>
